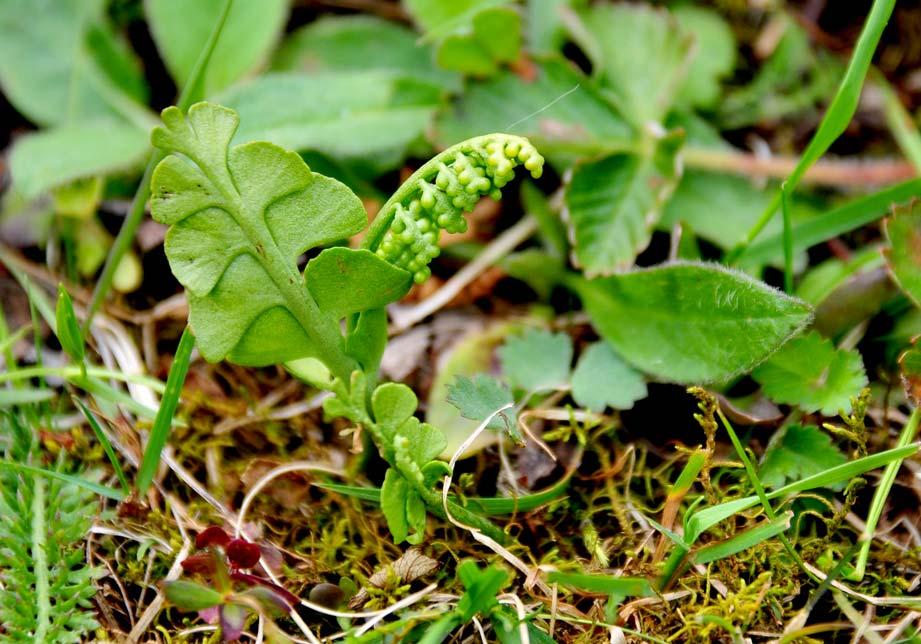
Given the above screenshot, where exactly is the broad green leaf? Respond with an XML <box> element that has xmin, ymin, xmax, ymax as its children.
<box><xmin>305</xmin><ymin>248</ymin><xmax>411</xmax><ymax>319</ymax></box>
<box><xmin>671</xmin><ymin>6</ymin><xmax>736</xmax><ymax>110</ymax></box>
<box><xmin>565</xmin><ymin>135</ymin><xmax>682</xmax><ymax>275</ymax></box>
<box><xmin>9</xmin><ymin>120</ymin><xmax>147</xmax><ymax>199</ymax></box>
<box><xmin>55</xmin><ymin>286</ymin><xmax>84</xmax><ymax>364</ymax></box>
<box><xmin>498</xmin><ymin>328</ymin><xmax>572</xmax><ymax>392</ymax></box>
<box><xmin>149</xmin><ymin>102</ymin><xmax>366</xmax><ymax>374</ymax></box>
<box><xmin>52</xmin><ymin>176</ymin><xmax>103</xmax><ymax>220</ymax></box>
<box><xmin>661</xmin><ymin>171</ymin><xmax>794</xmax><ymax>263</ymax></box>
<box><xmin>692</xmin><ymin>511</ymin><xmax>792</xmax><ymax>565</ymax></box>
<box><xmin>345</xmin><ymin>308</ymin><xmax>389</xmax><ymax>375</ymax></box>
<box><xmin>884</xmin><ymin>201</ymin><xmax>921</xmax><ymax>307</ymax></box>
<box><xmin>752</xmin><ymin>331</ymin><xmax>867</xmax><ymax>415</ymax></box>
<box><xmin>546</xmin><ymin>571</ymin><xmax>654</xmax><ymax>598</ymax></box>
<box><xmin>381</xmin><ymin>468</ymin><xmax>410</xmax><ymax>544</ymax></box>
<box><xmin>456</xmin><ymin>560</ymin><xmax>509</xmax><ymax>620</ymax></box>
<box><xmin>758</xmin><ymin>424</ymin><xmax>848</xmax><ymax>489</ymax></box>
<box><xmin>11</xmin><ymin>121</ymin><xmax>148</xmax><ymax>199</ymax></box>
<box><xmin>145</xmin><ymin>0</ymin><xmax>288</xmax><ymax>96</ymax></box>
<box><xmin>446</xmin><ymin>374</ymin><xmax>514</xmax><ymax>432</ymax></box>
<box><xmin>372</xmin><ymin>383</ymin><xmax>418</xmax><ymax>432</ymax></box>
<box><xmin>569</xmin><ymin>4</ymin><xmax>693</xmax><ymax>125</ymax></box>
<box><xmin>435</xmin><ymin>58</ymin><xmax>633</xmax><ymax>163</ymax></box>
<box><xmin>164</xmin><ymin>580</ymin><xmax>223</xmax><ymax>611</ymax></box>
<box><xmin>430</xmin><ymin>5</ymin><xmax>522</xmax><ymax>77</ymax></box>
<box><xmin>571</xmin><ymin>262</ymin><xmax>813</xmax><ymax>383</ymax></box>
<box><xmin>272</xmin><ymin>15</ymin><xmax>459</xmax><ymax>90</ymax></box>
<box><xmin>0</xmin><ymin>0</ymin><xmax>147</xmax><ymax>125</ymax></box>
<box><xmin>571</xmin><ymin>342</ymin><xmax>647</xmax><ymax>412</ymax></box>
<box><xmin>219</xmin><ymin>72</ymin><xmax>441</xmax><ymax>166</ymax></box>
<box><xmin>527</xmin><ymin>0</ymin><xmax>576</xmax><ymax>55</ymax></box>
<box><xmin>405</xmin><ymin>0</ymin><xmax>509</xmax><ymax>41</ymax></box>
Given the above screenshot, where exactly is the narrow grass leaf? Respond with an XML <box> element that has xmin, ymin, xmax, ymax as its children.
<box><xmin>74</xmin><ymin>399</ymin><xmax>129</xmax><ymax>494</ymax></box>
<box><xmin>547</xmin><ymin>571</ymin><xmax>655</xmax><ymax>598</ymax></box>
<box><xmin>136</xmin><ymin>326</ymin><xmax>195</xmax><ymax>495</ymax></box>
<box><xmin>692</xmin><ymin>511</ymin><xmax>793</xmax><ymax>565</ymax></box>
<box><xmin>685</xmin><ymin>442</ymin><xmax>919</xmax><ymax>542</ymax></box>
<box><xmin>55</xmin><ymin>285</ymin><xmax>84</xmax><ymax>364</ymax></box>
<box><xmin>0</xmin><ymin>462</ymin><xmax>125</xmax><ymax>501</ymax></box>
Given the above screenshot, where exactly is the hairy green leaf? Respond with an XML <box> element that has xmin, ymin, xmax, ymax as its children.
<box><xmin>884</xmin><ymin>201</ymin><xmax>921</xmax><ymax>307</ymax></box>
<box><xmin>569</xmin><ymin>4</ymin><xmax>693</xmax><ymax>125</ymax></box>
<box><xmin>565</xmin><ymin>134</ymin><xmax>682</xmax><ymax>275</ymax></box>
<box><xmin>498</xmin><ymin>328</ymin><xmax>572</xmax><ymax>392</ymax></box>
<box><xmin>571</xmin><ymin>342</ymin><xmax>647</xmax><ymax>412</ymax></box>
<box><xmin>672</xmin><ymin>6</ymin><xmax>736</xmax><ymax>110</ymax></box>
<box><xmin>571</xmin><ymin>262</ymin><xmax>813</xmax><ymax>383</ymax></box>
<box><xmin>0</xmin><ymin>0</ymin><xmax>146</xmax><ymax>126</ymax></box>
<box><xmin>752</xmin><ymin>331</ymin><xmax>867</xmax><ymax>415</ymax></box>
<box><xmin>10</xmin><ymin>120</ymin><xmax>148</xmax><ymax>198</ymax></box>
<box><xmin>146</xmin><ymin>0</ymin><xmax>287</xmax><ymax>96</ymax></box>
<box><xmin>435</xmin><ymin>58</ymin><xmax>633</xmax><ymax>163</ymax></box>
<box><xmin>758</xmin><ymin>424</ymin><xmax>848</xmax><ymax>489</ymax></box>
<box><xmin>219</xmin><ymin>72</ymin><xmax>442</xmax><ymax>167</ymax></box>
<box><xmin>150</xmin><ymin>102</ymin><xmax>379</xmax><ymax>377</ymax></box>
<box><xmin>272</xmin><ymin>15</ymin><xmax>459</xmax><ymax>91</ymax></box>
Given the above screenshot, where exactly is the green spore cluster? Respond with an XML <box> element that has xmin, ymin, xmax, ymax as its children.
<box><xmin>374</xmin><ymin>135</ymin><xmax>544</xmax><ymax>284</ymax></box>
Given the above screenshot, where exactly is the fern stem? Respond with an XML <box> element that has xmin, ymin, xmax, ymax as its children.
<box><xmin>32</xmin><ymin>475</ymin><xmax>50</xmax><ymax>642</ymax></box>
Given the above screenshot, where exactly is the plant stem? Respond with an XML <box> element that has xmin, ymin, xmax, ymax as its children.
<box><xmin>31</xmin><ymin>475</ymin><xmax>50</xmax><ymax>642</ymax></box>
<box><xmin>83</xmin><ymin>0</ymin><xmax>235</xmax><ymax>334</ymax></box>
<box><xmin>847</xmin><ymin>406</ymin><xmax>921</xmax><ymax>581</ymax></box>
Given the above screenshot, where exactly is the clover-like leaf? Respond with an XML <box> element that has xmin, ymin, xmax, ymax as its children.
<box><xmin>498</xmin><ymin>328</ymin><xmax>572</xmax><ymax>392</ymax></box>
<box><xmin>446</xmin><ymin>374</ymin><xmax>514</xmax><ymax>433</ymax></box>
<box><xmin>759</xmin><ymin>424</ymin><xmax>847</xmax><ymax>489</ymax></box>
<box><xmin>571</xmin><ymin>342</ymin><xmax>647</xmax><ymax>412</ymax></box>
<box><xmin>456</xmin><ymin>560</ymin><xmax>509</xmax><ymax>621</ymax></box>
<box><xmin>752</xmin><ymin>331</ymin><xmax>867</xmax><ymax>415</ymax></box>
<box><xmin>150</xmin><ymin>102</ymin><xmax>407</xmax><ymax>378</ymax></box>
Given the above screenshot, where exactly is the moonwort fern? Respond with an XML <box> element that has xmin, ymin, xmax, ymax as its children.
<box><xmin>0</xmin><ymin>411</ymin><xmax>101</xmax><ymax>642</ymax></box>
<box><xmin>150</xmin><ymin>102</ymin><xmax>544</xmax><ymax>544</ymax></box>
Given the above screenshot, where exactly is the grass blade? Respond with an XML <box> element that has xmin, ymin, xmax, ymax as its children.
<box><xmin>74</xmin><ymin>399</ymin><xmax>130</xmax><ymax>495</ymax></box>
<box><xmin>728</xmin><ymin>0</ymin><xmax>897</xmax><ymax>259</ymax></box>
<box><xmin>0</xmin><ymin>389</ymin><xmax>56</xmax><ymax>407</ymax></box>
<box><xmin>740</xmin><ymin>178</ymin><xmax>921</xmax><ymax>266</ymax></box>
<box><xmin>686</xmin><ymin>442</ymin><xmax>919</xmax><ymax>542</ymax></box>
<box><xmin>136</xmin><ymin>327</ymin><xmax>195</xmax><ymax>495</ymax></box>
<box><xmin>0</xmin><ymin>461</ymin><xmax>125</xmax><ymax>501</ymax></box>
<box><xmin>546</xmin><ymin>571</ymin><xmax>655</xmax><ymax>598</ymax></box>
<box><xmin>692</xmin><ymin>510</ymin><xmax>793</xmax><ymax>565</ymax></box>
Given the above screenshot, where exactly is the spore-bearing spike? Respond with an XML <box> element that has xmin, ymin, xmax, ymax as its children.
<box><xmin>372</xmin><ymin>134</ymin><xmax>544</xmax><ymax>286</ymax></box>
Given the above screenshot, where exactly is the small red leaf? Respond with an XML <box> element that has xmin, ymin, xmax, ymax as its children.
<box><xmin>181</xmin><ymin>553</ymin><xmax>217</xmax><ymax>575</ymax></box>
<box><xmin>196</xmin><ymin>526</ymin><xmax>231</xmax><ymax>549</ymax></box>
<box><xmin>226</xmin><ymin>539</ymin><xmax>261</xmax><ymax>569</ymax></box>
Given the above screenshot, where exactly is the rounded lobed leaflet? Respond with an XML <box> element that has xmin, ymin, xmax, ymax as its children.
<box><xmin>368</xmin><ymin>134</ymin><xmax>545</xmax><ymax>284</ymax></box>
